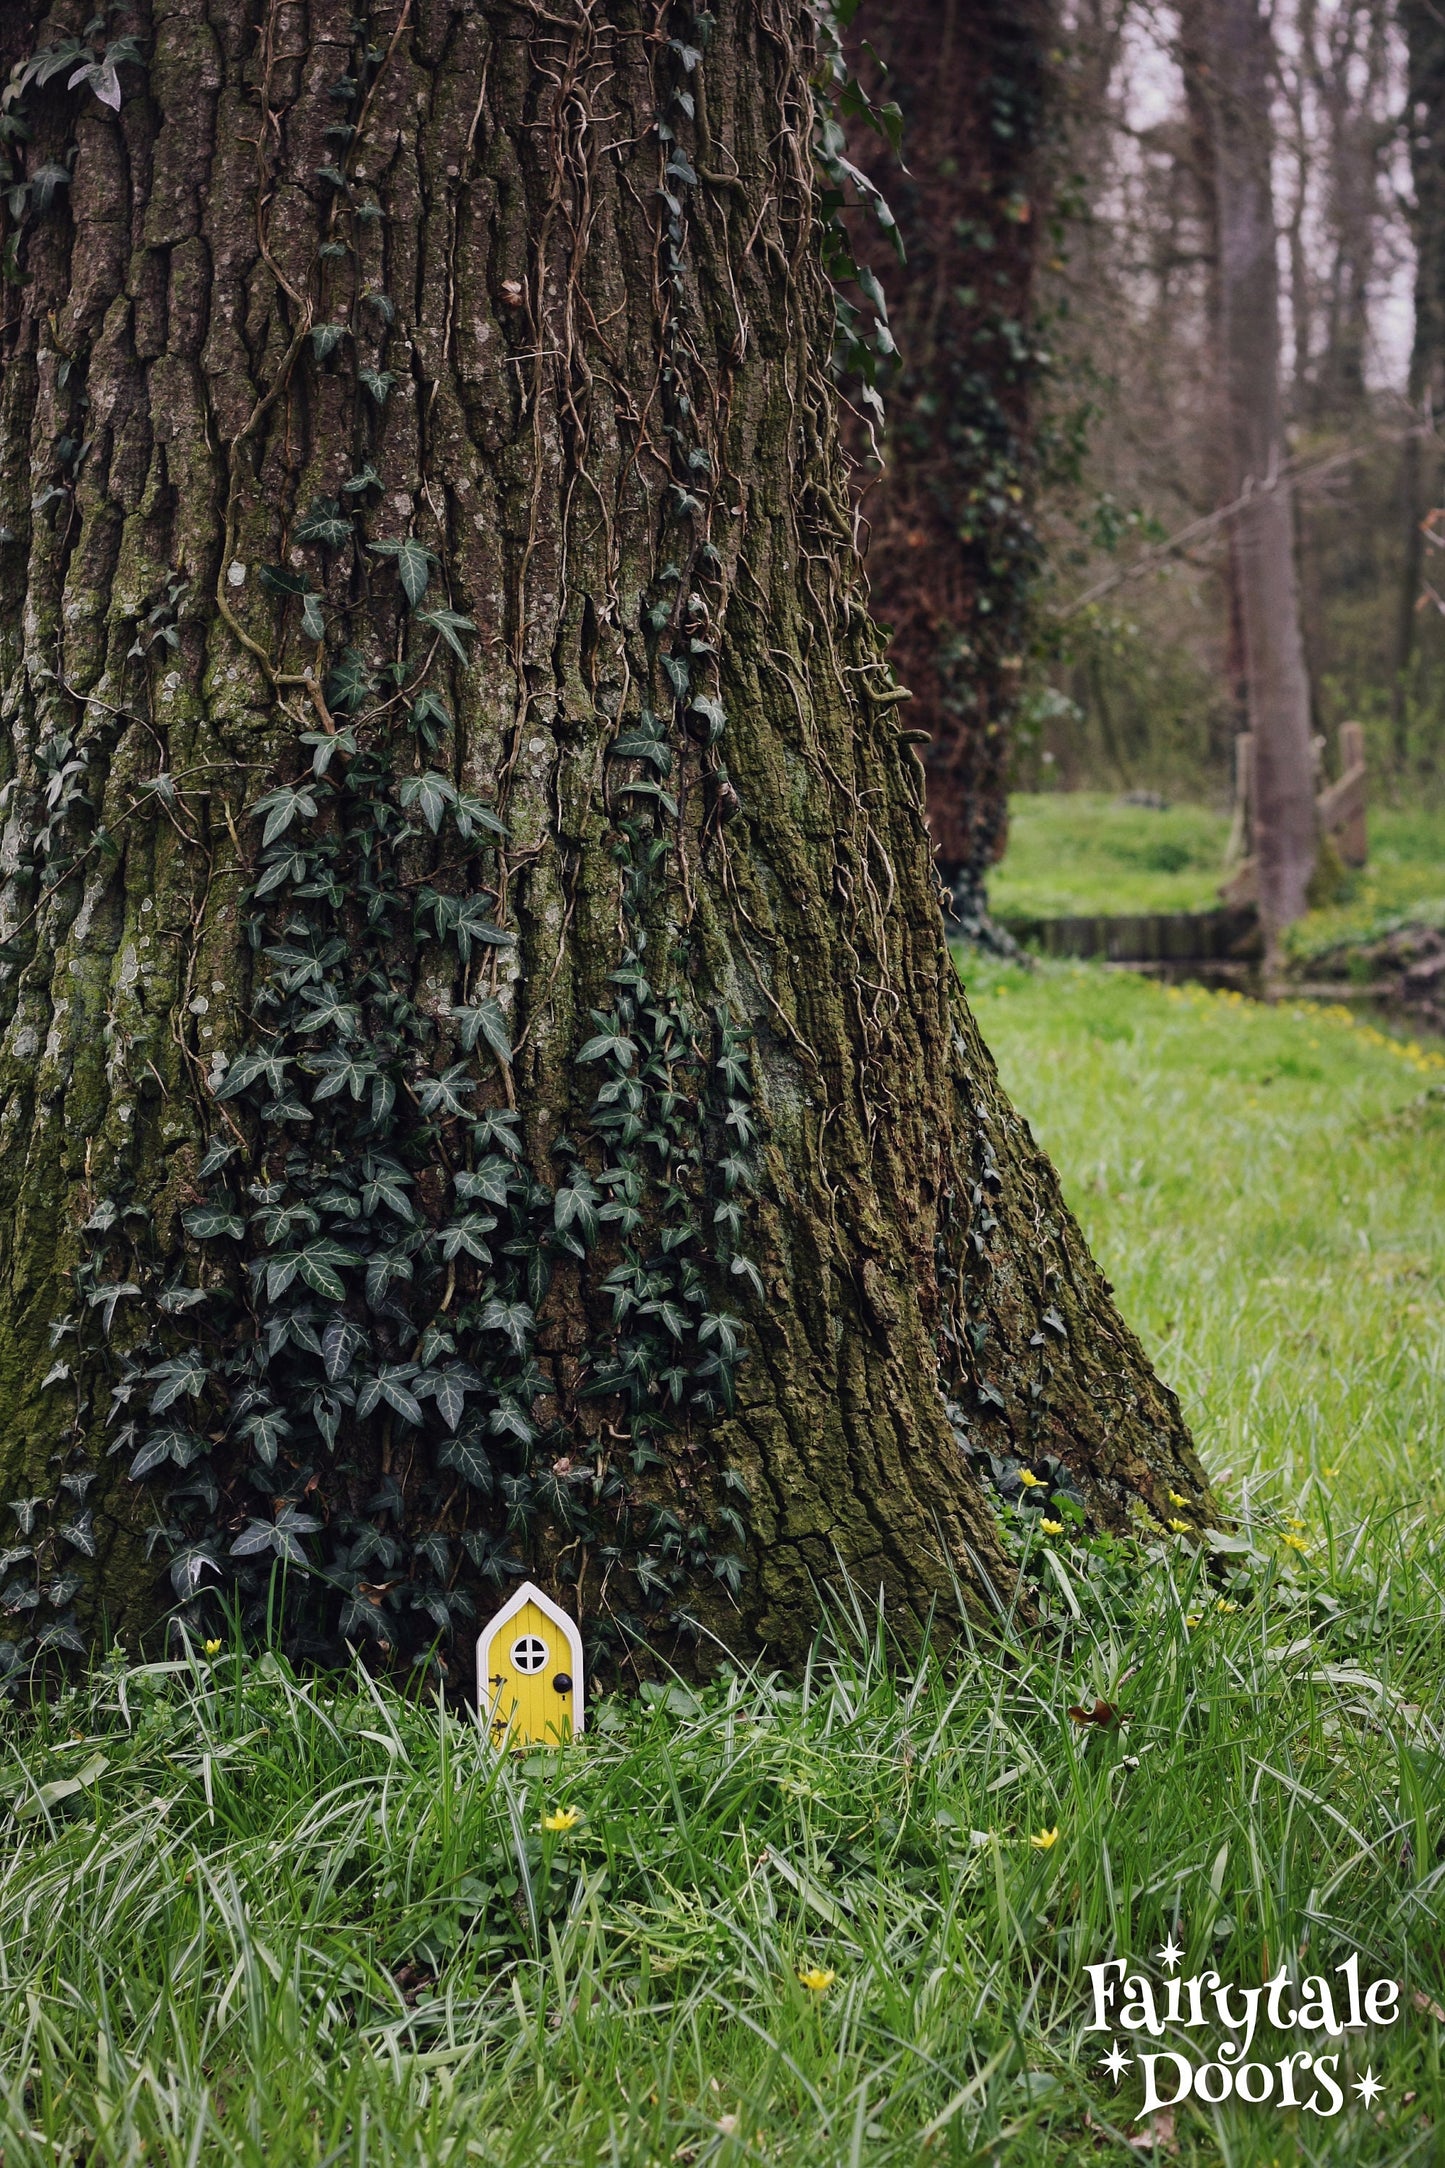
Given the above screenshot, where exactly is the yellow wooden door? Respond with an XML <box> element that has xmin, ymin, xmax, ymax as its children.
<box><xmin>484</xmin><ymin>1600</ymin><xmax>575</xmax><ymax>1745</ymax></box>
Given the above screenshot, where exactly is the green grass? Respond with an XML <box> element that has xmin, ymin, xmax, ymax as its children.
<box><xmin>991</xmin><ymin>793</ymin><xmax>1233</xmax><ymax>917</ymax></box>
<box><xmin>3</xmin><ymin>971</ymin><xmax>1445</xmax><ymax>2166</ymax></box>
<box><xmin>991</xmin><ymin>792</ymin><xmax>1445</xmax><ymax>943</ymax></box>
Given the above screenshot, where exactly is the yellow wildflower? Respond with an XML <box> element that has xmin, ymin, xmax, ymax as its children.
<box><xmin>1030</xmin><ymin>1827</ymin><xmax>1059</xmax><ymax>1851</ymax></box>
<box><xmin>1215</xmin><ymin>1600</ymin><xmax>1238</xmax><ymax>1614</ymax></box>
<box><xmin>1281</xmin><ymin>1533</ymin><xmax>1309</xmax><ymax>1555</ymax></box>
<box><xmin>1018</xmin><ymin>1470</ymin><xmax>1044</xmax><ymax>1489</ymax></box>
<box><xmin>1168</xmin><ymin>1518</ymin><xmax>1190</xmax><ymax>1535</ymax></box>
<box><xmin>203</xmin><ymin>1638</ymin><xmax>222</xmax><ymax>1657</ymax></box>
<box><xmin>797</xmin><ymin>1966</ymin><xmax>835</xmax><ymax>1993</ymax></box>
<box><xmin>1185</xmin><ymin>1615</ymin><xmax>1201</xmax><ymax>1628</ymax></box>
<box><xmin>1169</xmin><ymin>1490</ymin><xmax>1189</xmax><ymax>1507</ymax></box>
<box><xmin>1040</xmin><ymin>1518</ymin><xmax>1064</xmax><ymax>1536</ymax></box>
<box><xmin>542</xmin><ymin>1807</ymin><xmax>580</xmax><ymax>1833</ymax></box>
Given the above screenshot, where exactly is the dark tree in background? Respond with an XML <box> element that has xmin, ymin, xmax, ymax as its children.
<box><xmin>846</xmin><ymin>0</ymin><xmax>1052</xmax><ymax>936</ymax></box>
<box><xmin>1395</xmin><ymin>0</ymin><xmax>1445</xmax><ymax>750</ymax></box>
<box><xmin>0</xmin><ymin>0</ymin><xmax>1204</xmax><ymax>1688</ymax></box>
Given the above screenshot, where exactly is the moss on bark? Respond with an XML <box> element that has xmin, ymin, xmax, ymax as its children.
<box><xmin>0</xmin><ymin>0</ymin><xmax>1207</xmax><ymax>1683</ymax></box>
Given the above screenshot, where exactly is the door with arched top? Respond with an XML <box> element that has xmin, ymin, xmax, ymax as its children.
<box><xmin>481</xmin><ymin>1596</ymin><xmax>577</xmax><ymax>1744</ymax></box>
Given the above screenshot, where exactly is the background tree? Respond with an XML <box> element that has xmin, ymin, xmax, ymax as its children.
<box><xmin>1030</xmin><ymin>0</ymin><xmax>1421</xmax><ymax>821</ymax></box>
<box><xmin>843</xmin><ymin>0</ymin><xmax>1052</xmax><ymax>939</ymax></box>
<box><xmin>0</xmin><ymin>0</ymin><xmax>1204</xmax><ymax>1689</ymax></box>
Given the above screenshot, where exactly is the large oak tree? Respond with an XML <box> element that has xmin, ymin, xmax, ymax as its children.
<box><xmin>0</xmin><ymin>0</ymin><xmax>1204</xmax><ymax>1690</ymax></box>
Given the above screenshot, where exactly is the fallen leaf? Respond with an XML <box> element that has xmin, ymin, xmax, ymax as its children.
<box><xmin>1128</xmin><ymin>2106</ymin><xmax>1177</xmax><ymax>2154</ymax></box>
<box><xmin>1413</xmin><ymin>1990</ymin><xmax>1445</xmax><ymax>2023</ymax></box>
<box><xmin>1069</xmin><ymin>1698</ymin><xmax>1126</xmax><ymax>1728</ymax></box>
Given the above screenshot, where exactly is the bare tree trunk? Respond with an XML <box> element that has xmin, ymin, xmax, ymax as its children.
<box><xmin>1187</xmin><ymin>0</ymin><xmax>1317</xmax><ymax>950</ymax></box>
<box><xmin>0</xmin><ymin>0</ymin><xmax>1204</xmax><ymax>1687</ymax></box>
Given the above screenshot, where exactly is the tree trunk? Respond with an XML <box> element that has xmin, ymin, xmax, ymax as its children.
<box><xmin>0</xmin><ymin>0</ymin><xmax>1204</xmax><ymax>1690</ymax></box>
<box><xmin>1393</xmin><ymin>0</ymin><xmax>1445</xmax><ymax>766</ymax></box>
<box><xmin>843</xmin><ymin>0</ymin><xmax>1050</xmax><ymax>938</ymax></box>
<box><xmin>1186</xmin><ymin>0</ymin><xmax>1316</xmax><ymax>949</ymax></box>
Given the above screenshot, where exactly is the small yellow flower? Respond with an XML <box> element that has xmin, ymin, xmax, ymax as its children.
<box><xmin>1215</xmin><ymin>1600</ymin><xmax>1238</xmax><ymax>1614</ymax></box>
<box><xmin>1169</xmin><ymin>1490</ymin><xmax>1189</xmax><ymax>1507</ymax></box>
<box><xmin>1281</xmin><ymin>1533</ymin><xmax>1310</xmax><ymax>1555</ymax></box>
<box><xmin>1039</xmin><ymin>1518</ymin><xmax>1064</xmax><ymax>1536</ymax></box>
<box><xmin>1286</xmin><ymin>1516</ymin><xmax>1305</xmax><ymax>1531</ymax></box>
<box><xmin>1018</xmin><ymin>1470</ymin><xmax>1044</xmax><ymax>1489</ymax></box>
<box><xmin>1322</xmin><ymin>1466</ymin><xmax>1335</xmax><ymax>1480</ymax></box>
<box><xmin>797</xmin><ymin>1966</ymin><xmax>835</xmax><ymax>1993</ymax></box>
<box><xmin>1030</xmin><ymin>1826</ymin><xmax>1059</xmax><ymax>1851</ymax></box>
<box><xmin>542</xmin><ymin>1807</ymin><xmax>580</xmax><ymax>1833</ymax></box>
<box><xmin>1185</xmin><ymin>1614</ymin><xmax>1201</xmax><ymax>1628</ymax></box>
<box><xmin>203</xmin><ymin>1638</ymin><xmax>222</xmax><ymax>1657</ymax></box>
<box><xmin>1168</xmin><ymin>1518</ymin><xmax>1190</xmax><ymax>1535</ymax></box>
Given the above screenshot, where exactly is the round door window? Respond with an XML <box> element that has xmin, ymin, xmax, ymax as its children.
<box><xmin>510</xmin><ymin>1634</ymin><xmax>548</xmax><ymax>1674</ymax></box>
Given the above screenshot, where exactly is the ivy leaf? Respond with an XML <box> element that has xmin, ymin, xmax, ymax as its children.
<box><xmin>451</xmin><ymin>997</ymin><xmax>511</xmax><ymax>1065</ymax></box>
<box><xmin>440</xmin><ymin>1211</ymin><xmax>496</xmax><ymax>1264</ymax></box>
<box><xmin>359</xmin><ymin>368</ymin><xmax>395</xmax><ymax>405</ymax></box>
<box><xmin>577</xmin><ymin>1029</ymin><xmax>634</xmax><ymax>1068</ymax></box>
<box><xmin>477</xmin><ymin>1297</ymin><xmax>535</xmax><ymax>1355</ymax></box>
<box><xmin>294</xmin><ymin>1238</ymin><xmax>363</xmax><ymax>1302</ymax></box>
<box><xmin>343</xmin><ymin>463</ymin><xmax>383</xmax><ymax>494</ymax></box>
<box><xmin>146</xmin><ymin>1352</ymin><xmax>208</xmax><ymax>1413</ymax></box>
<box><xmin>308</xmin><ymin>1048</ymin><xmax>377</xmax><ymax>1102</ymax></box>
<box><xmin>324</xmin><ymin>647</ymin><xmax>376</xmax><ymax>712</ymax></box>
<box><xmin>86</xmin><ymin>1281</ymin><xmax>139</xmax><ymax>1333</ymax></box>
<box><xmin>410</xmin><ymin>690</ymin><xmax>452</xmax><ymax>742</ymax></box>
<box><xmin>357</xmin><ymin>1366</ymin><xmax>423</xmax><ymax>1427</ymax></box>
<box><xmin>450</xmin><ymin>791</ymin><xmax>507</xmax><ymax>843</ymax></box>
<box><xmin>129</xmin><ymin>1427</ymin><xmax>207</xmax><ymax>1480</ymax></box>
<box><xmin>57</xmin><ymin>1510</ymin><xmax>96</xmax><ymax>1557</ymax></box>
<box><xmin>610</xmin><ymin>732</ymin><xmax>673</xmax><ymax>773</ymax></box>
<box><xmin>300</xmin><ymin>592</ymin><xmax>326</xmax><ymax>643</ymax></box>
<box><xmin>439</xmin><ymin>1435</ymin><xmax>492</xmax><ymax>1491</ymax></box>
<box><xmin>236</xmin><ymin>1408</ymin><xmax>291</xmax><ymax>1468</ymax></box>
<box><xmin>258</xmin><ymin>564</ymin><xmax>312</xmax><ymax>599</ymax></box>
<box><xmin>313</xmin><ymin>168</ymin><xmax>350</xmax><ymax>195</ymax></box>
<box><xmin>294</xmin><ymin>495</ymin><xmax>350</xmax><ymax>548</ymax></box>
<box><xmin>252</xmin><ymin>783</ymin><xmax>320</xmax><ymax>845</ymax></box>
<box><xmin>212</xmin><ymin>1049</ymin><xmax>288</xmax><ymax>1101</ymax></box>
<box><xmin>182</xmin><ymin>1206</ymin><xmax>245</xmax><ymax>1240</ymax></box>
<box><xmin>360</xmin><ymin>1167</ymin><xmax>414</xmax><ymax>1222</ymax></box>
<box><xmin>398</xmin><ymin>770</ymin><xmax>455</xmax><ymax>833</ymax></box>
<box><xmin>427</xmin><ymin>1370</ymin><xmax>471</xmax><ymax>1432</ymax></box>
<box><xmin>416</xmin><ymin>605</ymin><xmax>476</xmax><ymax>661</ymax></box>
<box><xmin>416</xmin><ymin>1062</ymin><xmax>476</xmax><ymax>1119</ymax></box>
<box><xmin>454</xmin><ymin>1157</ymin><xmax>517</xmax><ymax>1207</ymax></box>
<box><xmin>322</xmin><ymin>1318</ymin><xmax>367</xmax><ymax>1384</ymax></box>
<box><xmin>554</xmin><ymin>1175</ymin><xmax>599</xmax><ymax>1246</ymax></box>
<box><xmin>369</xmin><ymin>536</ymin><xmax>435</xmax><ymax>608</ymax></box>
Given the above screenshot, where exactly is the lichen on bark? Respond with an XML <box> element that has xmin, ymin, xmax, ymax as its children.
<box><xmin>0</xmin><ymin>0</ymin><xmax>1207</xmax><ymax>1688</ymax></box>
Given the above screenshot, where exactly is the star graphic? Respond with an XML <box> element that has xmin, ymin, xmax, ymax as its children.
<box><xmin>1156</xmin><ymin>1934</ymin><xmax>1182</xmax><ymax>1972</ymax></box>
<box><xmin>1099</xmin><ymin>2040</ymin><xmax>1132</xmax><ymax>2084</ymax></box>
<box><xmin>1354</xmin><ymin>2068</ymin><xmax>1384</xmax><ymax>2107</ymax></box>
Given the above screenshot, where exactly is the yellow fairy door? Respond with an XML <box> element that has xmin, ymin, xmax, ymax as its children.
<box><xmin>478</xmin><ymin>1582</ymin><xmax>583</xmax><ymax>1746</ymax></box>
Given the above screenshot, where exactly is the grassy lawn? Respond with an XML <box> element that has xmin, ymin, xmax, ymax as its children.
<box><xmin>991</xmin><ymin>792</ymin><xmax>1445</xmax><ymax>954</ymax></box>
<box><xmin>2</xmin><ymin>973</ymin><xmax>1444</xmax><ymax>2166</ymax></box>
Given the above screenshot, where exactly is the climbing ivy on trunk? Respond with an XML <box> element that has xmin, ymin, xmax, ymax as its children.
<box><xmin>0</xmin><ymin>0</ymin><xmax>1207</xmax><ymax>1696</ymax></box>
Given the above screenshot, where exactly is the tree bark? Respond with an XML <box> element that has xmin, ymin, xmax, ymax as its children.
<box><xmin>1186</xmin><ymin>0</ymin><xmax>1317</xmax><ymax>950</ymax></box>
<box><xmin>0</xmin><ymin>0</ymin><xmax>1204</xmax><ymax>1688</ymax></box>
<box><xmin>1393</xmin><ymin>0</ymin><xmax>1445</xmax><ymax>765</ymax></box>
<box><xmin>844</xmin><ymin>0</ymin><xmax>1050</xmax><ymax>938</ymax></box>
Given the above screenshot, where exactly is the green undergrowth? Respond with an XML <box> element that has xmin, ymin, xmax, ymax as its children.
<box><xmin>2</xmin><ymin>967</ymin><xmax>1444</xmax><ymax>2166</ymax></box>
<box><xmin>991</xmin><ymin>792</ymin><xmax>1445</xmax><ymax>944</ymax></box>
